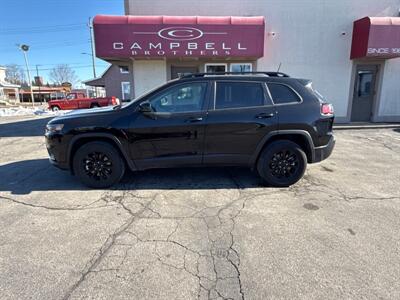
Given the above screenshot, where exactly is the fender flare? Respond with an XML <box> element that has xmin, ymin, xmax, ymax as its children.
<box><xmin>250</xmin><ymin>130</ymin><xmax>316</xmax><ymax>165</ymax></box>
<box><xmin>68</xmin><ymin>133</ymin><xmax>137</xmax><ymax>171</ymax></box>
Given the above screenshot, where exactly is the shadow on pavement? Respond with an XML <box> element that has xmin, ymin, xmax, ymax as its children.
<box><xmin>0</xmin><ymin>158</ymin><xmax>263</xmax><ymax>195</ymax></box>
<box><xmin>0</xmin><ymin>117</ymin><xmax>53</xmax><ymax>137</ymax></box>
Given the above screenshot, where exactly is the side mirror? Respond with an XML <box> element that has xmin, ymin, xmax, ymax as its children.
<box><xmin>138</xmin><ymin>101</ymin><xmax>153</xmax><ymax>113</ymax></box>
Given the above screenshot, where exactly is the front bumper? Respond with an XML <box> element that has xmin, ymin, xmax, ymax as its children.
<box><xmin>311</xmin><ymin>135</ymin><xmax>335</xmax><ymax>163</ymax></box>
<box><xmin>45</xmin><ymin>133</ymin><xmax>69</xmax><ymax>170</ymax></box>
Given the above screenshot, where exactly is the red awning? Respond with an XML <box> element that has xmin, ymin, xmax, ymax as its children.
<box><xmin>351</xmin><ymin>17</ymin><xmax>400</xmax><ymax>59</ymax></box>
<box><xmin>93</xmin><ymin>15</ymin><xmax>265</xmax><ymax>59</ymax></box>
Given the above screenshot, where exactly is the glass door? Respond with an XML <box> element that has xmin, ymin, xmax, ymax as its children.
<box><xmin>351</xmin><ymin>65</ymin><xmax>378</xmax><ymax>122</ymax></box>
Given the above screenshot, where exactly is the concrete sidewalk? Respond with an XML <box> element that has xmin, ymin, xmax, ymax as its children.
<box><xmin>334</xmin><ymin>122</ymin><xmax>400</xmax><ymax>130</ymax></box>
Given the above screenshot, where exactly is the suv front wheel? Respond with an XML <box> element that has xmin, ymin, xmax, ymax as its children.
<box><xmin>257</xmin><ymin>140</ymin><xmax>307</xmax><ymax>187</ymax></box>
<box><xmin>73</xmin><ymin>141</ymin><xmax>125</xmax><ymax>188</ymax></box>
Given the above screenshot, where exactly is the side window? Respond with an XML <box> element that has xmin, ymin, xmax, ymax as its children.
<box><xmin>267</xmin><ymin>83</ymin><xmax>301</xmax><ymax>104</ymax></box>
<box><xmin>215</xmin><ymin>82</ymin><xmax>266</xmax><ymax>109</ymax></box>
<box><xmin>119</xmin><ymin>66</ymin><xmax>129</xmax><ymax>74</ymax></box>
<box><xmin>149</xmin><ymin>82</ymin><xmax>207</xmax><ymax>113</ymax></box>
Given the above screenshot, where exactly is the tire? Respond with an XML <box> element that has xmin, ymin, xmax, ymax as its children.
<box><xmin>90</xmin><ymin>103</ymin><xmax>100</xmax><ymax>108</ymax></box>
<box><xmin>257</xmin><ymin>140</ymin><xmax>307</xmax><ymax>187</ymax></box>
<box><xmin>51</xmin><ymin>106</ymin><xmax>60</xmax><ymax>111</ymax></box>
<box><xmin>72</xmin><ymin>141</ymin><xmax>125</xmax><ymax>188</ymax></box>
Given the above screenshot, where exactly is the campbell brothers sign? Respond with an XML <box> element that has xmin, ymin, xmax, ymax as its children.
<box><xmin>93</xmin><ymin>15</ymin><xmax>265</xmax><ymax>58</ymax></box>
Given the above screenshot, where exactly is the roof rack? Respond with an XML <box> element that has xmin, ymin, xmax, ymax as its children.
<box><xmin>179</xmin><ymin>71</ymin><xmax>290</xmax><ymax>79</ymax></box>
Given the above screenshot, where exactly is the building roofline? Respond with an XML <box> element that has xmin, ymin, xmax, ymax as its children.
<box><xmin>82</xmin><ymin>64</ymin><xmax>112</xmax><ymax>84</ymax></box>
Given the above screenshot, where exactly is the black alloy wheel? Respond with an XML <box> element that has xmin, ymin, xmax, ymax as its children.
<box><xmin>257</xmin><ymin>140</ymin><xmax>307</xmax><ymax>187</ymax></box>
<box><xmin>83</xmin><ymin>152</ymin><xmax>113</xmax><ymax>181</ymax></box>
<box><xmin>269</xmin><ymin>149</ymin><xmax>299</xmax><ymax>179</ymax></box>
<box><xmin>73</xmin><ymin>141</ymin><xmax>125</xmax><ymax>188</ymax></box>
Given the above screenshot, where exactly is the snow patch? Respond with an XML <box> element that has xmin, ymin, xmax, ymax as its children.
<box><xmin>0</xmin><ymin>106</ymin><xmax>71</xmax><ymax>117</ymax></box>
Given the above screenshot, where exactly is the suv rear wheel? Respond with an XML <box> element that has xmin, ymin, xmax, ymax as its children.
<box><xmin>257</xmin><ymin>140</ymin><xmax>307</xmax><ymax>187</ymax></box>
<box><xmin>73</xmin><ymin>141</ymin><xmax>125</xmax><ymax>188</ymax></box>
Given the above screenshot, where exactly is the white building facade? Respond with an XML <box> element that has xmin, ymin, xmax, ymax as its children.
<box><xmin>93</xmin><ymin>0</ymin><xmax>400</xmax><ymax>123</ymax></box>
<box><xmin>0</xmin><ymin>66</ymin><xmax>20</xmax><ymax>104</ymax></box>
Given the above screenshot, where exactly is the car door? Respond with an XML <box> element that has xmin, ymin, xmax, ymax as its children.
<box><xmin>76</xmin><ymin>93</ymin><xmax>88</xmax><ymax>109</ymax></box>
<box><xmin>63</xmin><ymin>94</ymin><xmax>78</xmax><ymax>110</ymax></box>
<box><xmin>203</xmin><ymin>80</ymin><xmax>278</xmax><ymax>165</ymax></box>
<box><xmin>127</xmin><ymin>81</ymin><xmax>211</xmax><ymax>170</ymax></box>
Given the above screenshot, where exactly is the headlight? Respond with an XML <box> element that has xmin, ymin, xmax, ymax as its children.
<box><xmin>46</xmin><ymin>124</ymin><xmax>64</xmax><ymax>134</ymax></box>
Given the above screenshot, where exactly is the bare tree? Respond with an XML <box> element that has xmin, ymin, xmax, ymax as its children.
<box><xmin>49</xmin><ymin>64</ymin><xmax>78</xmax><ymax>86</ymax></box>
<box><xmin>5</xmin><ymin>64</ymin><xmax>26</xmax><ymax>85</ymax></box>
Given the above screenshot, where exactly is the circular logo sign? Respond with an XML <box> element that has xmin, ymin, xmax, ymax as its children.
<box><xmin>158</xmin><ymin>27</ymin><xmax>204</xmax><ymax>41</ymax></box>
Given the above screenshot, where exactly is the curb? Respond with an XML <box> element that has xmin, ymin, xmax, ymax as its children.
<box><xmin>333</xmin><ymin>123</ymin><xmax>400</xmax><ymax>130</ymax></box>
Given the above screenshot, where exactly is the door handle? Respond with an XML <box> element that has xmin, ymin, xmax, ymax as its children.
<box><xmin>185</xmin><ymin>117</ymin><xmax>203</xmax><ymax>123</ymax></box>
<box><xmin>255</xmin><ymin>113</ymin><xmax>274</xmax><ymax>119</ymax></box>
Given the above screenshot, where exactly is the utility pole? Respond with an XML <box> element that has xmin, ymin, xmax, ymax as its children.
<box><xmin>88</xmin><ymin>17</ymin><xmax>96</xmax><ymax>78</ymax></box>
<box><xmin>88</xmin><ymin>17</ymin><xmax>97</xmax><ymax>97</ymax></box>
<box><xmin>36</xmin><ymin>65</ymin><xmax>42</xmax><ymax>104</ymax></box>
<box><xmin>19</xmin><ymin>44</ymin><xmax>34</xmax><ymax>106</ymax></box>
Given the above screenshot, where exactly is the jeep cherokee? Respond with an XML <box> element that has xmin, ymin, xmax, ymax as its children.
<box><xmin>45</xmin><ymin>72</ymin><xmax>335</xmax><ymax>188</ymax></box>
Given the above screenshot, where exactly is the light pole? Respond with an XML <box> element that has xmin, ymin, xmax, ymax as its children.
<box><xmin>19</xmin><ymin>44</ymin><xmax>34</xmax><ymax>106</ymax></box>
<box><xmin>35</xmin><ymin>65</ymin><xmax>42</xmax><ymax>104</ymax></box>
<box><xmin>81</xmin><ymin>52</ymin><xmax>97</xmax><ymax>97</ymax></box>
<box><xmin>81</xmin><ymin>52</ymin><xmax>96</xmax><ymax>78</ymax></box>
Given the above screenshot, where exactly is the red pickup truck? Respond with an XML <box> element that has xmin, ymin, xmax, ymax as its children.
<box><xmin>48</xmin><ymin>92</ymin><xmax>120</xmax><ymax>111</ymax></box>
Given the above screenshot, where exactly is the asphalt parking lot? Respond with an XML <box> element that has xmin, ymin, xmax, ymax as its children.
<box><xmin>0</xmin><ymin>116</ymin><xmax>399</xmax><ymax>300</ymax></box>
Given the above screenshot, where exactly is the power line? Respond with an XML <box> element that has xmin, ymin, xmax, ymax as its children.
<box><xmin>0</xmin><ymin>40</ymin><xmax>89</xmax><ymax>49</ymax></box>
<box><xmin>27</xmin><ymin>65</ymin><xmax>108</xmax><ymax>72</ymax></box>
<box><xmin>1</xmin><ymin>23</ymin><xmax>86</xmax><ymax>31</ymax></box>
<box><xmin>0</xmin><ymin>42</ymin><xmax>91</xmax><ymax>53</ymax></box>
<box><xmin>12</xmin><ymin>62</ymin><xmax>105</xmax><ymax>67</ymax></box>
<box><xmin>0</xmin><ymin>23</ymin><xmax>86</xmax><ymax>35</ymax></box>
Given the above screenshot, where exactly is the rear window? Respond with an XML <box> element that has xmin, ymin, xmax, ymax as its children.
<box><xmin>215</xmin><ymin>81</ymin><xmax>266</xmax><ymax>109</ymax></box>
<box><xmin>304</xmin><ymin>83</ymin><xmax>326</xmax><ymax>104</ymax></box>
<box><xmin>268</xmin><ymin>83</ymin><xmax>301</xmax><ymax>104</ymax></box>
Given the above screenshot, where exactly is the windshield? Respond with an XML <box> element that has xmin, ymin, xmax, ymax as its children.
<box><xmin>305</xmin><ymin>82</ymin><xmax>326</xmax><ymax>103</ymax></box>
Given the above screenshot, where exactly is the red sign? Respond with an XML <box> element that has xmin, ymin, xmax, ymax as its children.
<box><xmin>93</xmin><ymin>15</ymin><xmax>265</xmax><ymax>59</ymax></box>
<box><xmin>351</xmin><ymin>17</ymin><xmax>400</xmax><ymax>59</ymax></box>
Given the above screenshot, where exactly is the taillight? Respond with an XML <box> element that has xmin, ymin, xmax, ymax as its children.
<box><xmin>321</xmin><ymin>103</ymin><xmax>334</xmax><ymax>116</ymax></box>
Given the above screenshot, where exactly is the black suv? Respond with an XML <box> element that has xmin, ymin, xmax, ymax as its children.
<box><xmin>45</xmin><ymin>72</ymin><xmax>335</xmax><ymax>188</ymax></box>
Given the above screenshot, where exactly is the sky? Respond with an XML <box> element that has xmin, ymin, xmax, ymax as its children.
<box><xmin>0</xmin><ymin>0</ymin><xmax>124</xmax><ymax>86</ymax></box>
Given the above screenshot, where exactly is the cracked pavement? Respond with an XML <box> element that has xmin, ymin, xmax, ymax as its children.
<box><xmin>0</xmin><ymin>116</ymin><xmax>399</xmax><ymax>299</ymax></box>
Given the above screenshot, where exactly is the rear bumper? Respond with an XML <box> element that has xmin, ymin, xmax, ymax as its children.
<box><xmin>311</xmin><ymin>135</ymin><xmax>335</xmax><ymax>163</ymax></box>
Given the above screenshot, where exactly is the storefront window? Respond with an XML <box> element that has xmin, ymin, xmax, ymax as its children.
<box><xmin>230</xmin><ymin>63</ymin><xmax>252</xmax><ymax>72</ymax></box>
<box><xmin>121</xmin><ymin>82</ymin><xmax>131</xmax><ymax>100</ymax></box>
<box><xmin>205</xmin><ymin>64</ymin><xmax>227</xmax><ymax>73</ymax></box>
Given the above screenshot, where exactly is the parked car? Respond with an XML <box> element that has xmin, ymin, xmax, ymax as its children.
<box><xmin>45</xmin><ymin>71</ymin><xmax>335</xmax><ymax>188</ymax></box>
<box><xmin>47</xmin><ymin>92</ymin><xmax>120</xmax><ymax>111</ymax></box>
